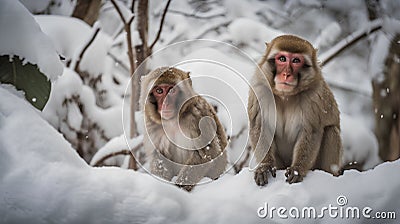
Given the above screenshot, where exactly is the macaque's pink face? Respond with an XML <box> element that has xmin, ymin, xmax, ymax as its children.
<box><xmin>152</xmin><ymin>84</ymin><xmax>179</xmax><ymax>120</ymax></box>
<box><xmin>274</xmin><ymin>51</ymin><xmax>305</xmax><ymax>92</ymax></box>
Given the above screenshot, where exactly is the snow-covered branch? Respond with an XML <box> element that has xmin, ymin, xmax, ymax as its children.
<box><xmin>71</xmin><ymin>22</ymin><xmax>101</xmax><ymax>73</ymax></box>
<box><xmin>320</xmin><ymin>19</ymin><xmax>383</xmax><ymax>66</ymax></box>
<box><xmin>90</xmin><ymin>135</ymin><xmax>144</xmax><ymax>167</ymax></box>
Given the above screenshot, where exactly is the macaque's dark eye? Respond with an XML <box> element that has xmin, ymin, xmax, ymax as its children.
<box><xmin>155</xmin><ymin>88</ymin><xmax>163</xmax><ymax>94</ymax></box>
<box><xmin>292</xmin><ymin>58</ymin><xmax>301</xmax><ymax>63</ymax></box>
<box><xmin>279</xmin><ymin>56</ymin><xmax>286</xmax><ymax>62</ymax></box>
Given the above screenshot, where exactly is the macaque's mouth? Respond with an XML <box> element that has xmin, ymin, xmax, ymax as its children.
<box><xmin>276</xmin><ymin>82</ymin><xmax>296</xmax><ymax>87</ymax></box>
<box><xmin>160</xmin><ymin>110</ymin><xmax>175</xmax><ymax>119</ymax></box>
<box><xmin>161</xmin><ymin>110</ymin><xmax>174</xmax><ymax>114</ymax></box>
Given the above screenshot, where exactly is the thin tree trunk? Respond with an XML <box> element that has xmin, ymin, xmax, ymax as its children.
<box><xmin>72</xmin><ymin>0</ymin><xmax>101</xmax><ymax>26</ymax></box>
<box><xmin>130</xmin><ymin>0</ymin><xmax>149</xmax><ymax>139</ymax></box>
<box><xmin>129</xmin><ymin>0</ymin><xmax>149</xmax><ymax>169</ymax></box>
<box><xmin>372</xmin><ymin>34</ymin><xmax>400</xmax><ymax>161</ymax></box>
<box><xmin>365</xmin><ymin>0</ymin><xmax>381</xmax><ymax>21</ymax></box>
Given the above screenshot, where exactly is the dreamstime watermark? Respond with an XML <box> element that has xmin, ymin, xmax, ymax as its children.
<box><xmin>257</xmin><ymin>195</ymin><xmax>396</xmax><ymax>220</ymax></box>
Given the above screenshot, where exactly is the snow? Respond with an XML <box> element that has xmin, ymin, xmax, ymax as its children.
<box><xmin>314</xmin><ymin>22</ymin><xmax>342</xmax><ymax>48</ymax></box>
<box><xmin>1</xmin><ymin>86</ymin><xmax>400</xmax><ymax>223</ymax></box>
<box><xmin>319</xmin><ymin>19</ymin><xmax>383</xmax><ymax>65</ymax></box>
<box><xmin>19</xmin><ymin>0</ymin><xmax>51</xmax><ymax>13</ymax></box>
<box><xmin>34</xmin><ymin>15</ymin><xmax>113</xmax><ymax>78</ymax></box>
<box><xmin>228</xmin><ymin>18</ymin><xmax>283</xmax><ymax>45</ymax></box>
<box><xmin>341</xmin><ymin>114</ymin><xmax>381</xmax><ymax>170</ymax></box>
<box><xmin>228</xmin><ymin>17</ymin><xmax>283</xmax><ymax>56</ymax></box>
<box><xmin>42</xmin><ymin>68</ymin><xmax>123</xmax><ymax>140</ymax></box>
<box><xmin>0</xmin><ymin>0</ymin><xmax>63</xmax><ymax>81</ymax></box>
<box><xmin>20</xmin><ymin>0</ymin><xmax>76</xmax><ymax>16</ymax></box>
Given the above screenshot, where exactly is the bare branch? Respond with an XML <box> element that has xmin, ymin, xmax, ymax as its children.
<box><xmin>73</xmin><ymin>24</ymin><xmax>101</xmax><ymax>72</ymax></box>
<box><xmin>320</xmin><ymin>20</ymin><xmax>383</xmax><ymax>66</ymax></box>
<box><xmin>228</xmin><ymin>126</ymin><xmax>246</xmax><ymax>142</ymax></box>
<box><xmin>149</xmin><ymin>0</ymin><xmax>172</xmax><ymax>50</ymax></box>
<box><xmin>93</xmin><ymin>149</ymin><xmax>131</xmax><ymax>167</ymax></box>
<box><xmin>110</xmin><ymin>0</ymin><xmax>135</xmax><ymax>77</ymax></box>
<box><xmin>92</xmin><ymin>142</ymin><xmax>143</xmax><ymax>167</ymax></box>
<box><xmin>110</xmin><ymin>0</ymin><xmax>127</xmax><ymax>24</ymax></box>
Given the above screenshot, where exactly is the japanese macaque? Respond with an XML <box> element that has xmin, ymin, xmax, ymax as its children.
<box><xmin>140</xmin><ymin>67</ymin><xmax>228</xmax><ymax>191</ymax></box>
<box><xmin>248</xmin><ymin>35</ymin><xmax>342</xmax><ymax>186</ymax></box>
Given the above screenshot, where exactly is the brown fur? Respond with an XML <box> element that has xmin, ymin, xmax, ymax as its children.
<box><xmin>248</xmin><ymin>35</ymin><xmax>342</xmax><ymax>186</ymax></box>
<box><xmin>141</xmin><ymin>67</ymin><xmax>228</xmax><ymax>191</ymax></box>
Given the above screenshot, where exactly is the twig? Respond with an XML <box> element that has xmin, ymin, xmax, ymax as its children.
<box><xmin>169</xmin><ymin>9</ymin><xmax>224</xmax><ymax>20</ymax></box>
<box><xmin>110</xmin><ymin>0</ymin><xmax>135</xmax><ymax>77</ymax></box>
<box><xmin>228</xmin><ymin>126</ymin><xmax>246</xmax><ymax>142</ymax></box>
<box><xmin>73</xmin><ymin>24</ymin><xmax>101</xmax><ymax>72</ymax></box>
<box><xmin>234</xmin><ymin>146</ymin><xmax>251</xmax><ymax>174</ymax></box>
<box><xmin>93</xmin><ymin>142</ymin><xmax>143</xmax><ymax>167</ymax></box>
<box><xmin>320</xmin><ymin>19</ymin><xmax>383</xmax><ymax>66</ymax></box>
<box><xmin>110</xmin><ymin>0</ymin><xmax>127</xmax><ymax>23</ymax></box>
<box><xmin>107</xmin><ymin>52</ymin><xmax>130</xmax><ymax>72</ymax></box>
<box><xmin>149</xmin><ymin>0</ymin><xmax>172</xmax><ymax>50</ymax></box>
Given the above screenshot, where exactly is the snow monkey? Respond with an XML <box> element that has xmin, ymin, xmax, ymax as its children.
<box><xmin>248</xmin><ymin>35</ymin><xmax>342</xmax><ymax>186</ymax></box>
<box><xmin>141</xmin><ymin>67</ymin><xmax>228</xmax><ymax>191</ymax></box>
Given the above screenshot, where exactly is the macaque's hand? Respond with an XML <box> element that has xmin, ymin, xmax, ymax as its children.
<box><xmin>254</xmin><ymin>163</ymin><xmax>277</xmax><ymax>186</ymax></box>
<box><xmin>285</xmin><ymin>166</ymin><xmax>304</xmax><ymax>184</ymax></box>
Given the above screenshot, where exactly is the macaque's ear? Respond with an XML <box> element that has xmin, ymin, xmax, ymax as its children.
<box><xmin>265</xmin><ymin>42</ymin><xmax>269</xmax><ymax>48</ymax></box>
<box><xmin>186</xmin><ymin>72</ymin><xmax>193</xmax><ymax>86</ymax></box>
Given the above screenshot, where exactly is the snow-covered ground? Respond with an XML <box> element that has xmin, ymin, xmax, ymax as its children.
<box><xmin>1</xmin><ymin>86</ymin><xmax>399</xmax><ymax>223</ymax></box>
<box><xmin>1</xmin><ymin>0</ymin><xmax>400</xmax><ymax>223</ymax></box>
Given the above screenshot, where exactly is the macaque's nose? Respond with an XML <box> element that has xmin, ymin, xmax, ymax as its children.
<box><xmin>162</xmin><ymin>98</ymin><xmax>169</xmax><ymax>108</ymax></box>
<box><xmin>283</xmin><ymin>73</ymin><xmax>291</xmax><ymax>80</ymax></box>
<box><xmin>283</xmin><ymin>66</ymin><xmax>293</xmax><ymax>80</ymax></box>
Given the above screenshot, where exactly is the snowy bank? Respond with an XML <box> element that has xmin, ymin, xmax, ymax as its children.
<box><xmin>0</xmin><ymin>86</ymin><xmax>399</xmax><ymax>224</ymax></box>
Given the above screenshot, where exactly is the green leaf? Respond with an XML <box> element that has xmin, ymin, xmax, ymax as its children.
<box><xmin>0</xmin><ymin>55</ymin><xmax>51</xmax><ymax>111</ymax></box>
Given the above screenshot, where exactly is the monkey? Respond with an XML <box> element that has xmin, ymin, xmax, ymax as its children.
<box><xmin>248</xmin><ymin>35</ymin><xmax>342</xmax><ymax>186</ymax></box>
<box><xmin>140</xmin><ymin>67</ymin><xmax>228</xmax><ymax>191</ymax></box>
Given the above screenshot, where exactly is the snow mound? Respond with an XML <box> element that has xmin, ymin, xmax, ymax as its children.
<box><xmin>0</xmin><ymin>0</ymin><xmax>63</xmax><ymax>81</ymax></box>
<box><xmin>34</xmin><ymin>15</ymin><xmax>113</xmax><ymax>78</ymax></box>
<box><xmin>1</xmin><ymin>85</ymin><xmax>399</xmax><ymax>223</ymax></box>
